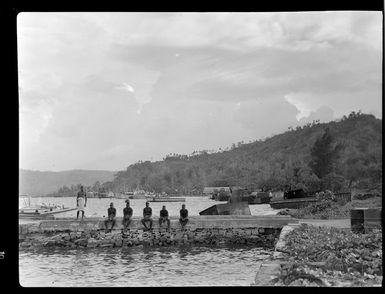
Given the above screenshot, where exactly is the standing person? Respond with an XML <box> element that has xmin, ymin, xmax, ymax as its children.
<box><xmin>104</xmin><ymin>202</ymin><xmax>116</xmax><ymax>232</ymax></box>
<box><xmin>159</xmin><ymin>205</ymin><xmax>170</xmax><ymax>229</ymax></box>
<box><xmin>141</xmin><ymin>202</ymin><xmax>153</xmax><ymax>231</ymax></box>
<box><xmin>179</xmin><ymin>204</ymin><xmax>189</xmax><ymax>228</ymax></box>
<box><xmin>122</xmin><ymin>200</ymin><xmax>133</xmax><ymax>232</ymax></box>
<box><xmin>76</xmin><ymin>186</ymin><xmax>87</xmax><ymax>220</ymax></box>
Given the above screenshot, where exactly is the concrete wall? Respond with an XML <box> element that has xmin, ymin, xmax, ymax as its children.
<box><xmin>19</xmin><ymin>215</ymin><xmax>296</xmax><ymax>234</ymax></box>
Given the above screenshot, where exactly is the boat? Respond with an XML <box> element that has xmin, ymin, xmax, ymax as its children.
<box><xmin>146</xmin><ymin>195</ymin><xmax>186</xmax><ymax>202</ymax></box>
<box><xmin>19</xmin><ymin>195</ymin><xmax>77</xmax><ymax>219</ymax></box>
<box><xmin>129</xmin><ymin>189</ymin><xmax>148</xmax><ymax>199</ymax></box>
<box><xmin>269</xmin><ymin>197</ymin><xmax>318</xmax><ymax>209</ymax></box>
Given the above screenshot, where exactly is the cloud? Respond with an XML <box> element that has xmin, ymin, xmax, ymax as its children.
<box><xmin>233</xmin><ymin>97</ymin><xmax>299</xmax><ymax>137</ymax></box>
<box><xmin>17</xmin><ymin>12</ymin><xmax>382</xmax><ymax>171</ymax></box>
<box><xmin>298</xmin><ymin>106</ymin><xmax>335</xmax><ymax>124</ymax></box>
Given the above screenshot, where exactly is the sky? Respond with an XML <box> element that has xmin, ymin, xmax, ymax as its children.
<box><xmin>18</xmin><ymin>12</ymin><xmax>382</xmax><ymax>172</ymax></box>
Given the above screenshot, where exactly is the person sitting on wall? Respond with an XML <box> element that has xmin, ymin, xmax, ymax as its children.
<box><xmin>159</xmin><ymin>205</ymin><xmax>170</xmax><ymax>229</ymax></box>
<box><xmin>179</xmin><ymin>204</ymin><xmax>189</xmax><ymax>228</ymax></box>
<box><xmin>122</xmin><ymin>200</ymin><xmax>133</xmax><ymax>233</ymax></box>
<box><xmin>104</xmin><ymin>202</ymin><xmax>116</xmax><ymax>233</ymax></box>
<box><xmin>141</xmin><ymin>202</ymin><xmax>153</xmax><ymax>231</ymax></box>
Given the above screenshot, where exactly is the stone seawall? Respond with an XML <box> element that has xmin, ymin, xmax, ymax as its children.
<box><xmin>19</xmin><ymin>216</ymin><xmax>296</xmax><ymax>249</ymax></box>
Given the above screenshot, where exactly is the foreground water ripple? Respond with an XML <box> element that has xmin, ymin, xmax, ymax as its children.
<box><xmin>20</xmin><ymin>246</ymin><xmax>273</xmax><ymax>287</ymax></box>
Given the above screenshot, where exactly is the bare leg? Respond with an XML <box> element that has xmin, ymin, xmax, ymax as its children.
<box><xmin>111</xmin><ymin>219</ymin><xmax>116</xmax><ymax>231</ymax></box>
<box><xmin>141</xmin><ymin>219</ymin><xmax>149</xmax><ymax>230</ymax></box>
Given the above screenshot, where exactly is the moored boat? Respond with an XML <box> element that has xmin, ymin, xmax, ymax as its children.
<box><xmin>19</xmin><ymin>195</ymin><xmax>76</xmax><ymax>219</ymax></box>
<box><xmin>146</xmin><ymin>196</ymin><xmax>186</xmax><ymax>202</ymax></box>
<box><xmin>269</xmin><ymin>197</ymin><xmax>318</xmax><ymax>209</ymax></box>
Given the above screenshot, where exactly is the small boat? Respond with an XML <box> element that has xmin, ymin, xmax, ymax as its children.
<box><xmin>270</xmin><ymin>197</ymin><xmax>318</xmax><ymax>209</ymax></box>
<box><xmin>128</xmin><ymin>189</ymin><xmax>149</xmax><ymax>199</ymax></box>
<box><xmin>146</xmin><ymin>196</ymin><xmax>186</xmax><ymax>202</ymax></box>
<box><xmin>19</xmin><ymin>195</ymin><xmax>76</xmax><ymax>219</ymax></box>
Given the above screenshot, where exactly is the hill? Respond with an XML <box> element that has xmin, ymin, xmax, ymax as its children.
<box><xmin>19</xmin><ymin>169</ymin><xmax>116</xmax><ymax>196</ymax></box>
<box><xmin>107</xmin><ymin>111</ymin><xmax>381</xmax><ymax>194</ymax></box>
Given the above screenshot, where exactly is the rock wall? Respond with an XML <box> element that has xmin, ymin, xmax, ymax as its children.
<box><xmin>19</xmin><ymin>216</ymin><xmax>297</xmax><ymax>249</ymax></box>
<box><xmin>19</xmin><ymin>227</ymin><xmax>281</xmax><ymax>249</ymax></box>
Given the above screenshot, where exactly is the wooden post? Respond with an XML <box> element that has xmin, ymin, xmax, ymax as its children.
<box><xmin>350</xmin><ymin>208</ymin><xmax>365</xmax><ymax>233</ymax></box>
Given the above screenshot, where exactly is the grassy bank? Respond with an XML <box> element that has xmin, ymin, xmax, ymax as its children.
<box><xmin>271</xmin><ymin>224</ymin><xmax>382</xmax><ymax>286</ymax></box>
<box><xmin>279</xmin><ymin>196</ymin><xmax>382</xmax><ymax>219</ymax></box>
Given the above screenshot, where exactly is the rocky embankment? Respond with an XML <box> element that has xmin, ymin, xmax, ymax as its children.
<box><xmin>19</xmin><ymin>227</ymin><xmax>281</xmax><ymax>249</ymax></box>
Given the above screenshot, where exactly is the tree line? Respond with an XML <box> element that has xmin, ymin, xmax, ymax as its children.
<box><xmin>50</xmin><ymin>111</ymin><xmax>382</xmax><ymax>196</ymax></box>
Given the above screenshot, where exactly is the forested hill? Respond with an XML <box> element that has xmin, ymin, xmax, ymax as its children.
<box><xmin>19</xmin><ymin>169</ymin><xmax>116</xmax><ymax>196</ymax></box>
<box><xmin>108</xmin><ymin>112</ymin><xmax>382</xmax><ymax>194</ymax></box>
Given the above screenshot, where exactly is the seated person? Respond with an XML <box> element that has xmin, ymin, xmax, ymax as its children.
<box><xmin>122</xmin><ymin>200</ymin><xmax>133</xmax><ymax>232</ymax></box>
<box><xmin>179</xmin><ymin>204</ymin><xmax>189</xmax><ymax>228</ymax></box>
<box><xmin>159</xmin><ymin>205</ymin><xmax>170</xmax><ymax>229</ymax></box>
<box><xmin>141</xmin><ymin>202</ymin><xmax>153</xmax><ymax>231</ymax></box>
<box><xmin>104</xmin><ymin>202</ymin><xmax>116</xmax><ymax>232</ymax></box>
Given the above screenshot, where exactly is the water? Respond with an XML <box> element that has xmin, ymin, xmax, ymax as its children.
<box><xmin>19</xmin><ymin>197</ymin><xmax>279</xmax><ymax>286</ymax></box>
<box><xmin>20</xmin><ymin>196</ymin><xmax>279</xmax><ymax>218</ymax></box>
<box><xmin>19</xmin><ymin>246</ymin><xmax>273</xmax><ymax>287</ymax></box>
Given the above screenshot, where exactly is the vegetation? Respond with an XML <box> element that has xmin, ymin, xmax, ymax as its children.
<box><xmin>106</xmin><ymin>111</ymin><xmax>382</xmax><ymax>194</ymax></box>
<box><xmin>272</xmin><ymin>224</ymin><xmax>382</xmax><ymax>286</ymax></box>
<box><xmin>279</xmin><ymin>194</ymin><xmax>382</xmax><ymax>219</ymax></box>
<box><xmin>47</xmin><ymin>111</ymin><xmax>381</xmax><ymax>196</ymax></box>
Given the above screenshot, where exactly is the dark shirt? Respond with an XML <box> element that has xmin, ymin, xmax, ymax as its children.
<box><xmin>107</xmin><ymin>207</ymin><xmax>116</xmax><ymax>218</ymax></box>
<box><xmin>123</xmin><ymin>207</ymin><xmax>133</xmax><ymax>217</ymax></box>
<box><xmin>180</xmin><ymin>209</ymin><xmax>188</xmax><ymax>218</ymax></box>
<box><xmin>143</xmin><ymin>207</ymin><xmax>152</xmax><ymax>216</ymax></box>
<box><xmin>160</xmin><ymin>209</ymin><xmax>168</xmax><ymax>218</ymax></box>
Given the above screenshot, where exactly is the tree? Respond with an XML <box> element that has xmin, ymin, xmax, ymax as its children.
<box><xmin>309</xmin><ymin>128</ymin><xmax>343</xmax><ymax>182</ymax></box>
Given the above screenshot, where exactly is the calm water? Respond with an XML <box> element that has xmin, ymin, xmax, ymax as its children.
<box><xmin>19</xmin><ymin>246</ymin><xmax>273</xmax><ymax>287</ymax></box>
<box><xmin>19</xmin><ymin>197</ymin><xmax>279</xmax><ymax>286</ymax></box>
<box><xmin>20</xmin><ymin>196</ymin><xmax>279</xmax><ymax>218</ymax></box>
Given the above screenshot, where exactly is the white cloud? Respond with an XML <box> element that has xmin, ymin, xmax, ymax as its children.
<box><xmin>17</xmin><ymin>12</ymin><xmax>382</xmax><ymax>171</ymax></box>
